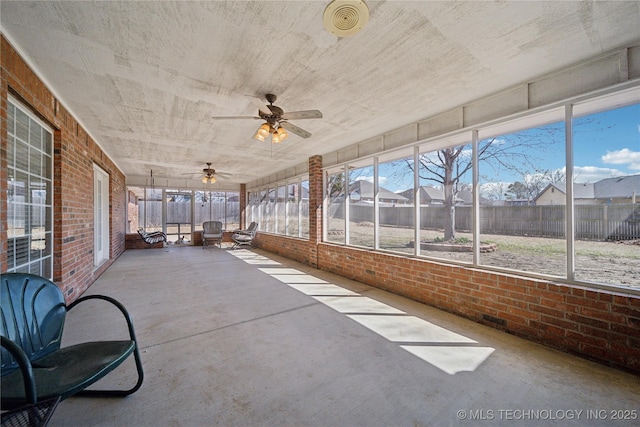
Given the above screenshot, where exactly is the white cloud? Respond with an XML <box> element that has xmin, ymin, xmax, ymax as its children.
<box><xmin>356</xmin><ymin>175</ymin><xmax>387</xmax><ymax>186</ymax></box>
<box><xmin>601</xmin><ymin>148</ymin><xmax>640</xmax><ymax>170</ymax></box>
<box><xmin>573</xmin><ymin>166</ymin><xmax>625</xmax><ymax>183</ymax></box>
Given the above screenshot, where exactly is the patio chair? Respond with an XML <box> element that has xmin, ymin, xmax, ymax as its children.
<box><xmin>202</xmin><ymin>221</ymin><xmax>223</xmax><ymax>248</ymax></box>
<box><xmin>231</xmin><ymin>222</ymin><xmax>258</xmax><ymax>249</ymax></box>
<box><xmin>1</xmin><ymin>273</ymin><xmax>144</xmax><ymax>412</ymax></box>
<box><xmin>137</xmin><ymin>228</ymin><xmax>167</xmax><ymax>245</ymax></box>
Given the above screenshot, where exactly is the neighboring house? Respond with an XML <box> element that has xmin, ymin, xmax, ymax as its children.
<box><xmin>399</xmin><ymin>186</ymin><xmax>486</xmax><ymax>206</ymax></box>
<box><xmin>349</xmin><ymin>180</ymin><xmax>409</xmax><ymax>205</ymax></box>
<box><xmin>456</xmin><ymin>189</ymin><xmax>493</xmax><ymax>206</ymax></box>
<box><xmin>593</xmin><ymin>175</ymin><xmax>640</xmax><ymax>204</ymax></box>
<box><xmin>534</xmin><ymin>174</ymin><xmax>640</xmax><ymax>205</ymax></box>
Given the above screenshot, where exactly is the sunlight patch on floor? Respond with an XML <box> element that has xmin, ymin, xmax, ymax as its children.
<box><xmin>229</xmin><ymin>250</ymin><xmax>281</xmax><ymax>265</ymax></box>
<box><xmin>269</xmin><ymin>274</ymin><xmax>329</xmax><ymax>284</ymax></box>
<box><xmin>401</xmin><ymin>346</ymin><xmax>495</xmax><ymax>375</ymax></box>
<box><xmin>313</xmin><ymin>296</ymin><xmax>405</xmax><ymax>314</ymax></box>
<box><xmin>230</xmin><ymin>249</ymin><xmax>494</xmax><ymax>374</ymax></box>
<box><xmin>286</xmin><ymin>284</ymin><xmax>359</xmax><ymax>296</ymax></box>
<box><xmin>258</xmin><ymin>268</ymin><xmax>305</xmax><ymax>275</ymax></box>
<box><xmin>347</xmin><ymin>315</ymin><xmax>477</xmax><ymax>343</ymax></box>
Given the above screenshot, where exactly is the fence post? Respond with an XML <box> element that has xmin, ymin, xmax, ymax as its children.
<box><xmin>603</xmin><ymin>205</ymin><xmax>608</xmax><ymax>240</ymax></box>
<box><xmin>538</xmin><ymin>205</ymin><xmax>543</xmax><ymax>236</ymax></box>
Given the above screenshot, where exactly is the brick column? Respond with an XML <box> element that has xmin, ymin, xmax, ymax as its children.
<box><xmin>239</xmin><ymin>183</ymin><xmax>247</xmax><ymax>229</ymax></box>
<box><xmin>308</xmin><ymin>155</ymin><xmax>323</xmax><ymax>268</ymax></box>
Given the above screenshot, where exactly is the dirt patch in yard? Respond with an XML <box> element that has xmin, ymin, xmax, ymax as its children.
<box><xmin>421</xmin><ymin>236</ymin><xmax>640</xmax><ymax>289</ymax></box>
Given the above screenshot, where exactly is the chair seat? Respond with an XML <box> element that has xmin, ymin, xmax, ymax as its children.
<box><xmin>1</xmin><ymin>341</ymin><xmax>135</xmax><ymax>409</ymax></box>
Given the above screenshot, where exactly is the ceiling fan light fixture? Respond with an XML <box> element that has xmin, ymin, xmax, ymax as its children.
<box><xmin>271</xmin><ymin>133</ymin><xmax>282</xmax><ymax>144</ymax></box>
<box><xmin>258</xmin><ymin>123</ymin><xmax>270</xmax><ymax>136</ymax></box>
<box><xmin>202</xmin><ymin>176</ymin><xmax>209</xmax><ymax>184</ymax></box>
<box><xmin>253</xmin><ymin>129</ymin><xmax>266</xmax><ymax>141</ymax></box>
<box><xmin>276</xmin><ymin>126</ymin><xmax>288</xmax><ymax>140</ymax></box>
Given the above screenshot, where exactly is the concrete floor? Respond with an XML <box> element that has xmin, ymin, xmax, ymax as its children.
<box><xmin>49</xmin><ymin>245</ymin><xmax>639</xmax><ymax>427</ymax></box>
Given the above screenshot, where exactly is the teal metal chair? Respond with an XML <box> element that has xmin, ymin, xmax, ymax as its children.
<box><xmin>0</xmin><ymin>273</ymin><xmax>144</xmax><ymax>411</ymax></box>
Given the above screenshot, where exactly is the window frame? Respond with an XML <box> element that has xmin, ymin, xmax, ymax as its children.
<box><xmin>6</xmin><ymin>96</ymin><xmax>54</xmax><ymax>279</ymax></box>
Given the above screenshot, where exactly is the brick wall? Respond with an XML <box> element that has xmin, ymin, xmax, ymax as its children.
<box><xmin>1</xmin><ymin>36</ymin><xmax>126</xmax><ymax>302</ymax></box>
<box><xmin>125</xmin><ymin>233</ymin><xmax>164</xmax><ymax>249</ymax></box>
<box><xmin>321</xmin><ymin>244</ymin><xmax>639</xmax><ymax>370</ymax></box>
<box><xmin>240</xmin><ymin>184</ymin><xmax>247</xmax><ymax>229</ymax></box>
<box><xmin>253</xmin><ymin>233</ymin><xmax>314</xmax><ymax>265</ymax></box>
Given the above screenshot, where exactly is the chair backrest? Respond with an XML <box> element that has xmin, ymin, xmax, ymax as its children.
<box><xmin>1</xmin><ymin>273</ymin><xmax>66</xmax><ymax>373</ymax></box>
<box><xmin>203</xmin><ymin>221</ymin><xmax>223</xmax><ymax>234</ymax></box>
<box><xmin>246</xmin><ymin>222</ymin><xmax>258</xmax><ymax>233</ymax></box>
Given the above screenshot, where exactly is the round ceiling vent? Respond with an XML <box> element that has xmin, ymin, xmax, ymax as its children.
<box><xmin>323</xmin><ymin>0</ymin><xmax>369</xmax><ymax>37</ymax></box>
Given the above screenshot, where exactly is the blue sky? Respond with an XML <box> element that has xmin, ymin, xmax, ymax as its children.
<box><xmin>573</xmin><ymin>103</ymin><xmax>640</xmax><ymax>181</ymax></box>
<box><xmin>368</xmin><ymin>102</ymin><xmax>639</xmax><ymax>195</ymax></box>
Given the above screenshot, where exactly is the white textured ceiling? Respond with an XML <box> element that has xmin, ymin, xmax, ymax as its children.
<box><xmin>2</xmin><ymin>1</ymin><xmax>639</xmax><ymax>188</ymax></box>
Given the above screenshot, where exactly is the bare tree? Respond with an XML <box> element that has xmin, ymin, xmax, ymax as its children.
<box><xmin>407</xmin><ymin>126</ymin><xmax>562</xmax><ymax>240</ymax></box>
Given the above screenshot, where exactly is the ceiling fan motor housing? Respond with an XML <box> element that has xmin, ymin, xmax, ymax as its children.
<box><xmin>259</xmin><ymin>103</ymin><xmax>284</xmax><ymax>124</ymax></box>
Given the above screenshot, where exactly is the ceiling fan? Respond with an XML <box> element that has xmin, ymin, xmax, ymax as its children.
<box><xmin>212</xmin><ymin>94</ymin><xmax>322</xmax><ymax>143</ymax></box>
<box><xmin>183</xmin><ymin>163</ymin><xmax>231</xmax><ymax>184</ymax></box>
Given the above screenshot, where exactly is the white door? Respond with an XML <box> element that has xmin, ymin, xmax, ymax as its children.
<box><xmin>94</xmin><ymin>165</ymin><xmax>110</xmax><ymax>266</ymax></box>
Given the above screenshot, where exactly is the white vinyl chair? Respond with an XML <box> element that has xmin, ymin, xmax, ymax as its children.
<box><xmin>231</xmin><ymin>222</ymin><xmax>258</xmax><ymax>249</ymax></box>
<box><xmin>202</xmin><ymin>221</ymin><xmax>223</xmax><ymax>248</ymax></box>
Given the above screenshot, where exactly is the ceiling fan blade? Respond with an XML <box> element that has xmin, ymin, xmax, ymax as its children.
<box><xmin>211</xmin><ymin>116</ymin><xmax>261</xmax><ymax>120</ymax></box>
<box><xmin>246</xmin><ymin>95</ymin><xmax>272</xmax><ymax>116</ymax></box>
<box><xmin>216</xmin><ymin>172</ymin><xmax>233</xmax><ymax>178</ymax></box>
<box><xmin>281</xmin><ymin>110</ymin><xmax>323</xmax><ymax>120</ymax></box>
<box><xmin>280</xmin><ymin>121</ymin><xmax>312</xmax><ymax>139</ymax></box>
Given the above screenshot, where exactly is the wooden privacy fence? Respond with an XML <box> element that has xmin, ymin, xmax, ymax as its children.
<box><xmin>334</xmin><ymin>203</ymin><xmax>640</xmax><ymax>241</ymax></box>
<box><xmin>138</xmin><ymin>202</ymin><xmax>240</xmax><ymax>229</ymax></box>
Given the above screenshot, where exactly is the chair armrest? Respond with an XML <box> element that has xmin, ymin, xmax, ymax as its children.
<box><xmin>1</xmin><ymin>336</ymin><xmax>37</xmax><ymax>404</ymax></box>
<box><xmin>67</xmin><ymin>295</ymin><xmax>139</xmax><ymax>344</ymax></box>
<box><xmin>66</xmin><ymin>295</ymin><xmax>144</xmax><ymax>395</ymax></box>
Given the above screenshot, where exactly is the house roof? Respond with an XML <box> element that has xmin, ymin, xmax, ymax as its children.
<box><xmin>350</xmin><ymin>180</ymin><xmax>408</xmax><ymax>202</ymax></box>
<box><xmin>594</xmin><ymin>175</ymin><xmax>640</xmax><ymax>199</ymax></box>
<box><xmin>541</xmin><ymin>182</ymin><xmax>596</xmax><ymax>199</ymax></box>
<box><xmin>422</xmin><ymin>187</ymin><xmax>445</xmax><ymax>202</ymax></box>
<box><xmin>535</xmin><ymin>174</ymin><xmax>640</xmax><ymax>201</ymax></box>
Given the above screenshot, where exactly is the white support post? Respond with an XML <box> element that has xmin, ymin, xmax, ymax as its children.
<box><xmin>565</xmin><ymin>104</ymin><xmax>576</xmax><ymax>281</ymax></box>
<box><xmin>472</xmin><ymin>130</ymin><xmax>480</xmax><ymax>265</ymax></box>
<box><xmin>414</xmin><ymin>146</ymin><xmax>421</xmax><ymax>256</ymax></box>
<box><xmin>374</xmin><ymin>157</ymin><xmax>380</xmax><ymax>250</ymax></box>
